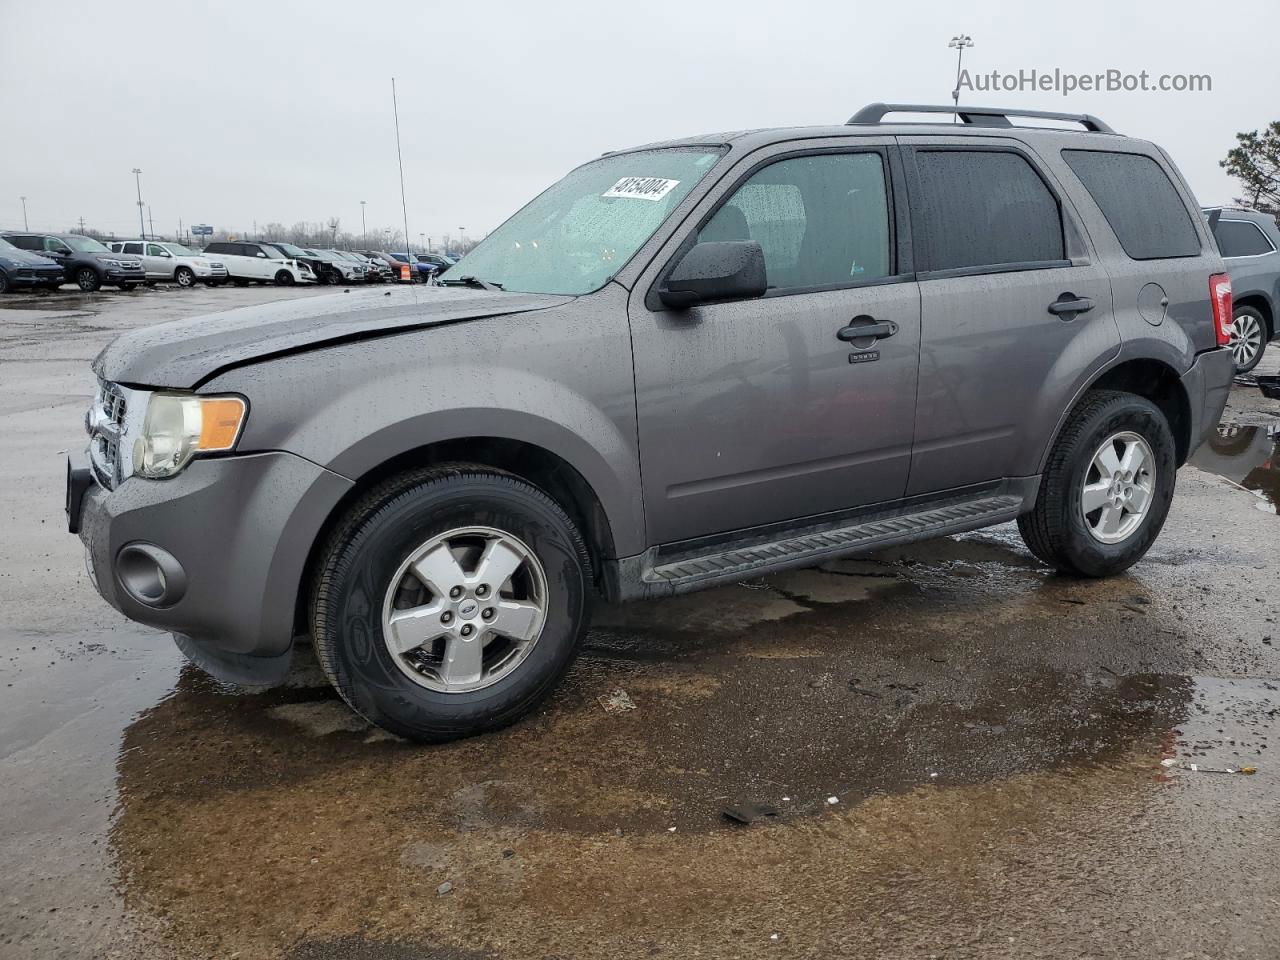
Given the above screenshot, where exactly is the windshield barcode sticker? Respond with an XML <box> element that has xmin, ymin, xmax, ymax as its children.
<box><xmin>603</xmin><ymin>177</ymin><xmax>681</xmax><ymax>201</ymax></box>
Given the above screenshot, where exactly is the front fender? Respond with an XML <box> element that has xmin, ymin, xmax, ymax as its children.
<box><xmin>207</xmin><ymin>291</ymin><xmax>646</xmax><ymax>556</ymax></box>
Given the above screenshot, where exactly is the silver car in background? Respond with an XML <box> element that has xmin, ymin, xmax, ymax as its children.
<box><xmin>109</xmin><ymin>240</ymin><xmax>229</xmax><ymax>287</ymax></box>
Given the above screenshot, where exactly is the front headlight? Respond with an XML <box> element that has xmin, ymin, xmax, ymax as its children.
<box><xmin>102</xmin><ymin>258</ymin><xmax>124</xmax><ymax>267</ymax></box>
<box><xmin>133</xmin><ymin>393</ymin><xmax>247</xmax><ymax>478</ymax></box>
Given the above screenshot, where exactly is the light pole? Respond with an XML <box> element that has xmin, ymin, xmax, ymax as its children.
<box><xmin>360</xmin><ymin>200</ymin><xmax>367</xmax><ymax>246</ymax></box>
<box><xmin>948</xmin><ymin>35</ymin><xmax>974</xmax><ymax>120</ymax></box>
<box><xmin>19</xmin><ymin>196</ymin><xmax>28</xmax><ymax>230</ymax></box>
<box><xmin>131</xmin><ymin>168</ymin><xmax>146</xmax><ymax>239</ymax></box>
<box><xmin>457</xmin><ymin>226</ymin><xmax>466</xmax><ymax>252</ymax></box>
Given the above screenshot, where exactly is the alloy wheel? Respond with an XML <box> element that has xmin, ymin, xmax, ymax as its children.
<box><xmin>1229</xmin><ymin>313</ymin><xmax>1263</xmax><ymax>368</ymax></box>
<box><xmin>1081</xmin><ymin>431</ymin><xmax>1156</xmax><ymax>544</ymax></box>
<box><xmin>381</xmin><ymin>526</ymin><xmax>548</xmax><ymax>693</ymax></box>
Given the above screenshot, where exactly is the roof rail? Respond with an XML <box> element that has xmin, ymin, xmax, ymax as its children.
<box><xmin>847</xmin><ymin>103</ymin><xmax>1116</xmax><ymax>135</ymax></box>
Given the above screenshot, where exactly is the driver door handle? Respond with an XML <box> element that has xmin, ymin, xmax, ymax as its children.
<box><xmin>837</xmin><ymin>317</ymin><xmax>899</xmax><ymax>341</ymax></box>
<box><xmin>1047</xmin><ymin>295</ymin><xmax>1095</xmax><ymax>317</ymax></box>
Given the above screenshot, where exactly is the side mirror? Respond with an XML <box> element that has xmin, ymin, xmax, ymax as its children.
<box><xmin>659</xmin><ymin>240</ymin><xmax>767</xmax><ymax>309</ymax></box>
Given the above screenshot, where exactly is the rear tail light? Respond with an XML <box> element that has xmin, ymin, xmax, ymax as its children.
<box><xmin>1210</xmin><ymin>273</ymin><xmax>1233</xmax><ymax>347</ymax></box>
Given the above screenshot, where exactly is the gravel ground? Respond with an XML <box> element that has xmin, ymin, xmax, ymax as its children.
<box><xmin>1</xmin><ymin>283</ymin><xmax>1278</xmax><ymax>959</ymax></box>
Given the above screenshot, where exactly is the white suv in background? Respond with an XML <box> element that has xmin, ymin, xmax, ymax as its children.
<box><xmin>200</xmin><ymin>241</ymin><xmax>317</xmax><ymax>285</ymax></box>
<box><xmin>108</xmin><ymin>241</ymin><xmax>229</xmax><ymax>288</ymax></box>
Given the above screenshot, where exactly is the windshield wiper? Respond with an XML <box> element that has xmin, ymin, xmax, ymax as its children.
<box><xmin>439</xmin><ymin>275</ymin><xmax>503</xmax><ymax>291</ymax></box>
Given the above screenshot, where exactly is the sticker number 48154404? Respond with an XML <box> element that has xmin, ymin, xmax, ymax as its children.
<box><xmin>603</xmin><ymin>177</ymin><xmax>681</xmax><ymax>201</ymax></box>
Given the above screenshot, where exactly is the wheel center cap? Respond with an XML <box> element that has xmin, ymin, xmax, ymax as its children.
<box><xmin>458</xmin><ymin>599</ymin><xmax>479</xmax><ymax>620</ymax></box>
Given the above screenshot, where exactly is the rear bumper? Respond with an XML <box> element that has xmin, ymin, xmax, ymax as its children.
<box><xmin>1181</xmin><ymin>347</ymin><xmax>1236</xmax><ymax>460</ymax></box>
<box><xmin>73</xmin><ymin>450</ymin><xmax>353</xmax><ymax>684</ymax></box>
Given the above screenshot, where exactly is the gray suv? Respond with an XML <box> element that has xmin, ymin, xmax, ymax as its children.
<box><xmin>67</xmin><ymin>103</ymin><xmax>1237</xmax><ymax>741</ymax></box>
<box><xmin>1204</xmin><ymin>207</ymin><xmax>1280</xmax><ymax>371</ymax></box>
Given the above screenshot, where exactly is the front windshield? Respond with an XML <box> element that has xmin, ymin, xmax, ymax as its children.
<box><xmin>164</xmin><ymin>243</ymin><xmax>200</xmax><ymax>256</ymax></box>
<box><xmin>442</xmin><ymin>147</ymin><xmax>722</xmax><ymax>295</ymax></box>
<box><xmin>274</xmin><ymin>242</ymin><xmax>308</xmax><ymax>257</ymax></box>
<box><xmin>64</xmin><ymin>235</ymin><xmax>109</xmax><ymax>253</ymax></box>
<box><xmin>0</xmin><ymin>237</ymin><xmax>18</xmax><ymax>253</ymax></box>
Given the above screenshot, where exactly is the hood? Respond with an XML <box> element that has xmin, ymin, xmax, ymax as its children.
<box><xmin>94</xmin><ymin>285</ymin><xmax>575</xmax><ymax>388</ymax></box>
<box><xmin>0</xmin><ymin>247</ymin><xmax>61</xmax><ymax>268</ymax></box>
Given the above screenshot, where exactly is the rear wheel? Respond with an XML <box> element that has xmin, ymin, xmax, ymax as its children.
<box><xmin>0</xmin><ymin>271</ymin><xmax>9</xmax><ymax>295</ymax></box>
<box><xmin>310</xmin><ymin>465</ymin><xmax>592</xmax><ymax>742</ymax></box>
<box><xmin>76</xmin><ymin>267</ymin><xmax>101</xmax><ymax>292</ymax></box>
<box><xmin>274</xmin><ymin>269</ymin><xmax>295</xmax><ymax>286</ymax></box>
<box><xmin>1229</xmin><ymin>305</ymin><xmax>1267</xmax><ymax>373</ymax></box>
<box><xmin>1018</xmin><ymin>390</ymin><xmax>1176</xmax><ymax>577</ymax></box>
<box><xmin>174</xmin><ymin>266</ymin><xmax>196</xmax><ymax>288</ymax></box>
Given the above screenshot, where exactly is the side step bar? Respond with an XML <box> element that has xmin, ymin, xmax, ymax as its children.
<box><xmin>610</xmin><ymin>491</ymin><xmax>1030</xmax><ymax>601</ymax></box>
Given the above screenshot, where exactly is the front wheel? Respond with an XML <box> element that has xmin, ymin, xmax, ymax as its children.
<box><xmin>1018</xmin><ymin>390</ymin><xmax>1176</xmax><ymax>577</ymax></box>
<box><xmin>174</xmin><ymin>266</ymin><xmax>196</xmax><ymax>288</ymax></box>
<box><xmin>1229</xmin><ymin>306</ymin><xmax>1268</xmax><ymax>373</ymax></box>
<box><xmin>310</xmin><ymin>465</ymin><xmax>592</xmax><ymax>742</ymax></box>
<box><xmin>274</xmin><ymin>269</ymin><xmax>295</xmax><ymax>286</ymax></box>
<box><xmin>0</xmin><ymin>271</ymin><xmax>9</xmax><ymax>295</ymax></box>
<box><xmin>76</xmin><ymin>268</ymin><xmax>101</xmax><ymax>292</ymax></box>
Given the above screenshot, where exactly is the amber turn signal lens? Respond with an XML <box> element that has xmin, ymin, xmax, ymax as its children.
<box><xmin>198</xmin><ymin>397</ymin><xmax>247</xmax><ymax>451</ymax></box>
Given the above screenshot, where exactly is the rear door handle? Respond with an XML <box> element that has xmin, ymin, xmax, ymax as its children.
<box><xmin>837</xmin><ymin>317</ymin><xmax>899</xmax><ymax>341</ymax></box>
<box><xmin>1047</xmin><ymin>295</ymin><xmax>1095</xmax><ymax>317</ymax></box>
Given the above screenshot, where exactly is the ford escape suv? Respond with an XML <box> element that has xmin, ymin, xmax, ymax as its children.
<box><xmin>67</xmin><ymin>103</ymin><xmax>1237</xmax><ymax>742</ymax></box>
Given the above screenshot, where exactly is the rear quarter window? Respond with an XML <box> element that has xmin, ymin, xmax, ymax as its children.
<box><xmin>1062</xmin><ymin>149</ymin><xmax>1200</xmax><ymax>260</ymax></box>
<box><xmin>1213</xmin><ymin>219</ymin><xmax>1276</xmax><ymax>258</ymax></box>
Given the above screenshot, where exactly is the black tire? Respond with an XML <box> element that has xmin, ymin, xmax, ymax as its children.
<box><xmin>0</xmin><ymin>271</ymin><xmax>9</xmax><ymax>295</ymax></box>
<box><xmin>1230</xmin><ymin>305</ymin><xmax>1268</xmax><ymax>373</ymax></box>
<box><xmin>310</xmin><ymin>465</ymin><xmax>592</xmax><ymax>742</ymax></box>
<box><xmin>324</xmin><ymin>270</ymin><xmax>342</xmax><ymax>285</ymax></box>
<box><xmin>274</xmin><ymin>269</ymin><xmax>295</xmax><ymax>286</ymax></box>
<box><xmin>174</xmin><ymin>266</ymin><xmax>196</xmax><ymax>288</ymax></box>
<box><xmin>1018</xmin><ymin>390</ymin><xmax>1176</xmax><ymax>577</ymax></box>
<box><xmin>76</xmin><ymin>267</ymin><xmax>101</xmax><ymax>292</ymax></box>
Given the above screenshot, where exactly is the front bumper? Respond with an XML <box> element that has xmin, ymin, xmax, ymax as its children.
<box><xmin>104</xmin><ymin>267</ymin><xmax>146</xmax><ymax>283</ymax></box>
<box><xmin>9</xmin><ymin>267</ymin><xmax>65</xmax><ymax>288</ymax></box>
<box><xmin>70</xmin><ymin>449</ymin><xmax>353</xmax><ymax>684</ymax></box>
<box><xmin>1181</xmin><ymin>347</ymin><xmax>1237</xmax><ymax>460</ymax></box>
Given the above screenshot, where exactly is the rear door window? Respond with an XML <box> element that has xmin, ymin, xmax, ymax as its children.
<box><xmin>1213</xmin><ymin>218</ymin><xmax>1276</xmax><ymax>258</ymax></box>
<box><xmin>1062</xmin><ymin>150</ymin><xmax>1200</xmax><ymax>260</ymax></box>
<box><xmin>8</xmin><ymin>235</ymin><xmax>41</xmax><ymax>251</ymax></box>
<box><xmin>123</xmin><ymin>242</ymin><xmax>143</xmax><ymax>255</ymax></box>
<box><xmin>909</xmin><ymin>149</ymin><xmax>1065</xmax><ymax>273</ymax></box>
<box><xmin>698</xmin><ymin>151</ymin><xmax>891</xmax><ymax>292</ymax></box>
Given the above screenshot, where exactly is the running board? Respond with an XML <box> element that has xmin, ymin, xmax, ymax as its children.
<box><xmin>609</xmin><ymin>492</ymin><xmax>1028</xmax><ymax>601</ymax></box>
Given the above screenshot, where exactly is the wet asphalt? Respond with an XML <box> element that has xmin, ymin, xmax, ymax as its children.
<box><xmin>1</xmin><ymin>284</ymin><xmax>1278</xmax><ymax>960</ymax></box>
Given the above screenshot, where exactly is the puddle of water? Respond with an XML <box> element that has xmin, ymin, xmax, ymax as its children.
<box><xmin>1190</xmin><ymin>422</ymin><xmax>1280</xmax><ymax>515</ymax></box>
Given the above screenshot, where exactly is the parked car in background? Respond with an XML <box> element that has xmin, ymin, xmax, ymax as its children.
<box><xmin>306</xmin><ymin>249</ymin><xmax>367</xmax><ymax>284</ymax></box>
<box><xmin>389</xmin><ymin>251</ymin><xmax>438</xmax><ymax>282</ymax></box>
<box><xmin>342</xmin><ymin>251</ymin><xmax>392</xmax><ymax>282</ymax></box>
<box><xmin>109</xmin><ymin>240</ymin><xmax>228</xmax><ymax>288</ymax></box>
<box><xmin>329</xmin><ymin>250</ymin><xmax>381</xmax><ymax>282</ymax></box>
<box><xmin>364</xmin><ymin>250</ymin><xmax>415</xmax><ymax>281</ymax></box>
<box><xmin>1204</xmin><ymin>207</ymin><xmax>1280</xmax><ymax>372</ymax></box>
<box><xmin>259</xmin><ymin>242</ymin><xmax>332</xmax><ymax>286</ymax></box>
<box><xmin>0</xmin><ymin>235</ymin><xmax>66</xmax><ymax>293</ymax></box>
<box><xmin>418</xmin><ymin>252</ymin><xmax>457</xmax><ymax>272</ymax></box>
<box><xmin>69</xmin><ymin>102</ymin><xmax>1237</xmax><ymax>742</ymax></box>
<box><xmin>202</xmin><ymin>241</ymin><xmax>315</xmax><ymax>286</ymax></box>
<box><xmin>2</xmin><ymin>232</ymin><xmax>145</xmax><ymax>291</ymax></box>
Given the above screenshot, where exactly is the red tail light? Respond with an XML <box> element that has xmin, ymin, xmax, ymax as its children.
<box><xmin>1210</xmin><ymin>273</ymin><xmax>1233</xmax><ymax>347</ymax></box>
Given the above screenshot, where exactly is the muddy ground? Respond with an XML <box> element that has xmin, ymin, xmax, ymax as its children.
<box><xmin>1</xmin><ymin>284</ymin><xmax>1278</xmax><ymax>959</ymax></box>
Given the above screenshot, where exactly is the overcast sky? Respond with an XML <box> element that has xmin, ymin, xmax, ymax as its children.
<box><xmin>3</xmin><ymin>0</ymin><xmax>1277</xmax><ymax>246</ymax></box>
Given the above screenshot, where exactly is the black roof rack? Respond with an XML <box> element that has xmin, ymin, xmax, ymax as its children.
<box><xmin>847</xmin><ymin>102</ymin><xmax>1116</xmax><ymax>135</ymax></box>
